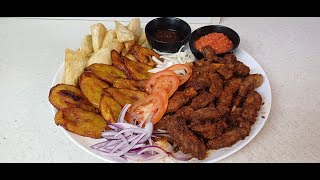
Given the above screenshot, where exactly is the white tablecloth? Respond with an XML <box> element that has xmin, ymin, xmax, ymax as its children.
<box><xmin>0</xmin><ymin>17</ymin><xmax>319</xmax><ymax>162</ymax></box>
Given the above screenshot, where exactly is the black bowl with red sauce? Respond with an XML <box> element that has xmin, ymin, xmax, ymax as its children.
<box><xmin>189</xmin><ymin>25</ymin><xmax>240</xmax><ymax>60</ymax></box>
<box><xmin>145</xmin><ymin>17</ymin><xmax>191</xmax><ymax>53</ymax></box>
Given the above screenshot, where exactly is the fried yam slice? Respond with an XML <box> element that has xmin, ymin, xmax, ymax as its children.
<box><xmin>91</xmin><ymin>23</ymin><xmax>106</xmax><ymax>52</ymax></box>
<box><xmin>55</xmin><ymin>108</ymin><xmax>107</xmax><ymax>138</ymax></box>
<box><xmin>114</xmin><ymin>21</ymin><xmax>135</xmax><ymax>43</ymax></box>
<box><xmin>124</xmin><ymin>58</ymin><xmax>152</xmax><ymax>80</ymax></box>
<box><xmin>49</xmin><ymin>84</ymin><xmax>97</xmax><ymax>112</ymax></box>
<box><xmin>127</xmin><ymin>18</ymin><xmax>142</xmax><ymax>41</ymax></box>
<box><xmin>63</xmin><ymin>49</ymin><xmax>89</xmax><ymax>86</ymax></box>
<box><xmin>86</xmin><ymin>47</ymin><xmax>113</xmax><ymax>66</ymax></box>
<box><xmin>85</xmin><ymin>63</ymin><xmax>127</xmax><ymax>84</ymax></box>
<box><xmin>104</xmin><ymin>88</ymin><xmax>147</xmax><ymax>106</ymax></box>
<box><xmin>102</xmin><ymin>29</ymin><xmax>124</xmax><ymax>53</ymax></box>
<box><xmin>99</xmin><ymin>95</ymin><xmax>122</xmax><ymax>123</ymax></box>
<box><xmin>81</xmin><ymin>35</ymin><xmax>94</xmax><ymax>56</ymax></box>
<box><xmin>79</xmin><ymin>72</ymin><xmax>110</xmax><ymax>109</ymax></box>
<box><xmin>128</xmin><ymin>45</ymin><xmax>159</xmax><ymax>67</ymax></box>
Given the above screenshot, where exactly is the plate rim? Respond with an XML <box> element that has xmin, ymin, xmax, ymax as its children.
<box><xmin>51</xmin><ymin>48</ymin><xmax>272</xmax><ymax>163</ymax></box>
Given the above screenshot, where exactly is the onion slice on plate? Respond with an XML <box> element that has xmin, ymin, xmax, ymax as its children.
<box><xmin>91</xmin><ymin>104</ymin><xmax>193</xmax><ymax>162</ymax></box>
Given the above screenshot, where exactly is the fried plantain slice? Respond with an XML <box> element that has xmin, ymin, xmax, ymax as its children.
<box><xmin>128</xmin><ymin>45</ymin><xmax>159</xmax><ymax>67</ymax></box>
<box><xmin>79</xmin><ymin>72</ymin><xmax>110</xmax><ymax>109</ymax></box>
<box><xmin>85</xmin><ymin>63</ymin><xmax>127</xmax><ymax>84</ymax></box>
<box><xmin>55</xmin><ymin>108</ymin><xmax>108</xmax><ymax>138</ymax></box>
<box><xmin>49</xmin><ymin>84</ymin><xmax>97</xmax><ymax>112</ymax></box>
<box><xmin>99</xmin><ymin>95</ymin><xmax>122</xmax><ymax>123</ymax></box>
<box><xmin>104</xmin><ymin>88</ymin><xmax>147</xmax><ymax>106</ymax></box>
<box><xmin>125</xmin><ymin>53</ymin><xmax>138</xmax><ymax>62</ymax></box>
<box><xmin>110</xmin><ymin>50</ymin><xmax>132</xmax><ymax>78</ymax></box>
<box><xmin>124</xmin><ymin>58</ymin><xmax>153</xmax><ymax>80</ymax></box>
<box><xmin>113</xmin><ymin>78</ymin><xmax>146</xmax><ymax>91</ymax></box>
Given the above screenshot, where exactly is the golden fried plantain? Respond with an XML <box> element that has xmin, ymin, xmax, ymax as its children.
<box><xmin>124</xmin><ymin>58</ymin><xmax>153</xmax><ymax>80</ymax></box>
<box><xmin>79</xmin><ymin>72</ymin><xmax>110</xmax><ymax>109</ymax></box>
<box><xmin>99</xmin><ymin>95</ymin><xmax>122</xmax><ymax>123</ymax></box>
<box><xmin>128</xmin><ymin>45</ymin><xmax>159</xmax><ymax>67</ymax></box>
<box><xmin>85</xmin><ymin>63</ymin><xmax>127</xmax><ymax>84</ymax></box>
<box><xmin>49</xmin><ymin>84</ymin><xmax>97</xmax><ymax>112</ymax></box>
<box><xmin>110</xmin><ymin>50</ymin><xmax>132</xmax><ymax>78</ymax></box>
<box><xmin>55</xmin><ymin>108</ymin><xmax>108</xmax><ymax>138</ymax></box>
<box><xmin>125</xmin><ymin>53</ymin><xmax>138</xmax><ymax>62</ymax></box>
<box><xmin>104</xmin><ymin>88</ymin><xmax>147</xmax><ymax>106</ymax></box>
<box><xmin>113</xmin><ymin>78</ymin><xmax>146</xmax><ymax>91</ymax></box>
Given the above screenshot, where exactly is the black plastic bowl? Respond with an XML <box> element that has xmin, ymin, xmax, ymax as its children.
<box><xmin>145</xmin><ymin>17</ymin><xmax>191</xmax><ymax>53</ymax></box>
<box><xmin>189</xmin><ymin>25</ymin><xmax>240</xmax><ymax>60</ymax></box>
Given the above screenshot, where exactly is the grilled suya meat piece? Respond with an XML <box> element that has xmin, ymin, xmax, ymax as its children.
<box><xmin>167</xmin><ymin>116</ymin><xmax>207</xmax><ymax>160</ymax></box>
<box><xmin>206</xmin><ymin>127</ymin><xmax>250</xmax><ymax>150</ymax></box>
<box><xmin>241</xmin><ymin>91</ymin><xmax>263</xmax><ymax>124</ymax></box>
<box><xmin>190</xmin><ymin>91</ymin><xmax>215</xmax><ymax>110</ymax></box>
<box><xmin>191</xmin><ymin>120</ymin><xmax>228</xmax><ymax>140</ymax></box>
<box><xmin>156</xmin><ymin>46</ymin><xmax>264</xmax><ymax>160</ymax></box>
<box><xmin>166</xmin><ymin>87</ymin><xmax>198</xmax><ymax>114</ymax></box>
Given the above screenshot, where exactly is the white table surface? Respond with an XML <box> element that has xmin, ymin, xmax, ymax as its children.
<box><xmin>0</xmin><ymin>17</ymin><xmax>319</xmax><ymax>163</ymax></box>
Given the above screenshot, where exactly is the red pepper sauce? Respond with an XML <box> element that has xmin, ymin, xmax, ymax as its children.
<box><xmin>195</xmin><ymin>32</ymin><xmax>233</xmax><ymax>54</ymax></box>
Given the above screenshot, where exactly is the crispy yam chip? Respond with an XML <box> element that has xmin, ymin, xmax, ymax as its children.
<box><xmin>141</xmin><ymin>39</ymin><xmax>152</xmax><ymax>49</ymax></box>
<box><xmin>114</xmin><ymin>21</ymin><xmax>134</xmax><ymax>43</ymax></box>
<box><xmin>63</xmin><ymin>49</ymin><xmax>89</xmax><ymax>86</ymax></box>
<box><xmin>104</xmin><ymin>88</ymin><xmax>147</xmax><ymax>106</ymax></box>
<box><xmin>124</xmin><ymin>57</ymin><xmax>153</xmax><ymax>80</ymax></box>
<box><xmin>49</xmin><ymin>84</ymin><xmax>97</xmax><ymax>112</ymax></box>
<box><xmin>55</xmin><ymin>108</ymin><xmax>107</xmax><ymax>138</ymax></box>
<box><xmin>137</xmin><ymin>31</ymin><xmax>147</xmax><ymax>45</ymax></box>
<box><xmin>85</xmin><ymin>63</ymin><xmax>127</xmax><ymax>84</ymax></box>
<box><xmin>81</xmin><ymin>35</ymin><xmax>94</xmax><ymax>56</ymax></box>
<box><xmin>86</xmin><ymin>47</ymin><xmax>112</xmax><ymax>66</ymax></box>
<box><xmin>127</xmin><ymin>18</ymin><xmax>142</xmax><ymax>41</ymax></box>
<box><xmin>99</xmin><ymin>95</ymin><xmax>122</xmax><ymax>123</ymax></box>
<box><xmin>79</xmin><ymin>72</ymin><xmax>110</xmax><ymax>109</ymax></box>
<box><xmin>122</xmin><ymin>39</ymin><xmax>136</xmax><ymax>56</ymax></box>
<box><xmin>91</xmin><ymin>23</ymin><xmax>106</xmax><ymax>52</ymax></box>
<box><xmin>102</xmin><ymin>29</ymin><xmax>124</xmax><ymax>53</ymax></box>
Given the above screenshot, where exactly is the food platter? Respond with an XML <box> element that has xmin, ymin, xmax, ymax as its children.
<box><xmin>51</xmin><ymin>47</ymin><xmax>272</xmax><ymax>163</ymax></box>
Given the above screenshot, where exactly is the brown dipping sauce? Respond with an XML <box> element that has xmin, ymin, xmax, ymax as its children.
<box><xmin>154</xmin><ymin>29</ymin><xmax>182</xmax><ymax>42</ymax></box>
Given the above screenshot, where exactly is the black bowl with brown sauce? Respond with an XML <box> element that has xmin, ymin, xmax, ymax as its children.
<box><xmin>145</xmin><ymin>17</ymin><xmax>191</xmax><ymax>53</ymax></box>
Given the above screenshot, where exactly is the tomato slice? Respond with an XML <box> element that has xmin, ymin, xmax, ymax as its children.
<box><xmin>145</xmin><ymin>70</ymin><xmax>177</xmax><ymax>94</ymax></box>
<box><xmin>152</xmin><ymin>75</ymin><xmax>179</xmax><ymax>98</ymax></box>
<box><xmin>166</xmin><ymin>64</ymin><xmax>192</xmax><ymax>85</ymax></box>
<box><xmin>125</xmin><ymin>88</ymin><xmax>168</xmax><ymax>125</ymax></box>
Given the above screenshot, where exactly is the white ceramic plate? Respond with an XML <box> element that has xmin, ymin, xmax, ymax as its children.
<box><xmin>51</xmin><ymin>48</ymin><xmax>271</xmax><ymax>163</ymax></box>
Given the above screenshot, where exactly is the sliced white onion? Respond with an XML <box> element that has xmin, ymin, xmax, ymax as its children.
<box><xmin>149</xmin><ymin>47</ymin><xmax>196</xmax><ymax>73</ymax></box>
<box><xmin>117</xmin><ymin>104</ymin><xmax>131</xmax><ymax>123</ymax></box>
<box><xmin>91</xmin><ymin>105</ymin><xmax>193</xmax><ymax>162</ymax></box>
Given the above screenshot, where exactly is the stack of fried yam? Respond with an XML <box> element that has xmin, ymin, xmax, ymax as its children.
<box><xmin>49</xmin><ymin>46</ymin><xmax>159</xmax><ymax>138</ymax></box>
<box><xmin>154</xmin><ymin>46</ymin><xmax>264</xmax><ymax>160</ymax></box>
